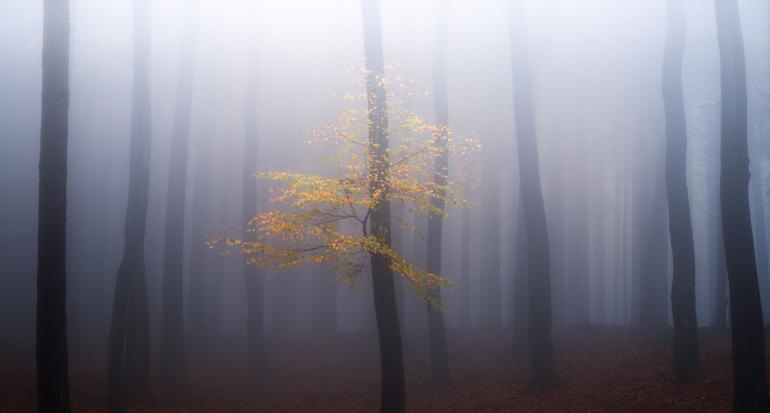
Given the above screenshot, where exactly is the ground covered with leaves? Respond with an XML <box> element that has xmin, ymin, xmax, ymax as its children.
<box><xmin>1</xmin><ymin>326</ymin><xmax>763</xmax><ymax>412</ymax></box>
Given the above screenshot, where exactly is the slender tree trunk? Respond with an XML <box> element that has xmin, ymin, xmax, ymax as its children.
<box><xmin>662</xmin><ymin>0</ymin><xmax>700</xmax><ymax>383</ymax></box>
<box><xmin>159</xmin><ymin>0</ymin><xmax>198</xmax><ymax>385</ymax></box>
<box><xmin>592</xmin><ymin>137</ymin><xmax>606</xmax><ymax>324</ymax></box>
<box><xmin>459</xmin><ymin>180</ymin><xmax>472</xmax><ymax>328</ymax></box>
<box><xmin>425</xmin><ymin>0</ymin><xmax>451</xmax><ymax>384</ymax></box>
<box><xmin>714</xmin><ymin>0</ymin><xmax>770</xmax><ymax>409</ymax></box>
<box><xmin>242</xmin><ymin>26</ymin><xmax>266</xmax><ymax>374</ymax></box>
<box><xmin>550</xmin><ymin>171</ymin><xmax>565</xmax><ymax>327</ymax></box>
<box><xmin>512</xmin><ymin>205</ymin><xmax>529</xmax><ymax>358</ymax></box>
<box><xmin>479</xmin><ymin>142</ymin><xmax>502</xmax><ymax>328</ymax></box>
<box><xmin>572</xmin><ymin>141</ymin><xmax>590</xmax><ymax>325</ymax></box>
<box><xmin>37</xmin><ymin>0</ymin><xmax>71</xmax><ymax>411</ymax></box>
<box><xmin>107</xmin><ymin>0</ymin><xmax>153</xmax><ymax>410</ymax></box>
<box><xmin>361</xmin><ymin>1</ymin><xmax>405</xmax><ymax>411</ymax></box>
<box><xmin>508</xmin><ymin>0</ymin><xmax>557</xmax><ymax>390</ymax></box>
<box><xmin>187</xmin><ymin>136</ymin><xmax>210</xmax><ymax>341</ymax></box>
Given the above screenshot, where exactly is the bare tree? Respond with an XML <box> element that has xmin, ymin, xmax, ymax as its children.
<box><xmin>159</xmin><ymin>0</ymin><xmax>198</xmax><ymax>385</ymax></box>
<box><xmin>714</xmin><ymin>0</ymin><xmax>770</xmax><ymax>409</ymax></box>
<box><xmin>242</xmin><ymin>11</ymin><xmax>266</xmax><ymax>374</ymax></box>
<box><xmin>37</xmin><ymin>0</ymin><xmax>71</xmax><ymax>411</ymax></box>
<box><xmin>507</xmin><ymin>0</ymin><xmax>557</xmax><ymax>390</ymax></box>
<box><xmin>425</xmin><ymin>0</ymin><xmax>451</xmax><ymax>384</ymax></box>
<box><xmin>662</xmin><ymin>0</ymin><xmax>699</xmax><ymax>383</ymax></box>
<box><xmin>107</xmin><ymin>0</ymin><xmax>153</xmax><ymax>409</ymax></box>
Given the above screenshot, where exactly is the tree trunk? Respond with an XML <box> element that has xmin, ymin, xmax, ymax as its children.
<box><xmin>187</xmin><ymin>136</ymin><xmax>210</xmax><ymax>342</ymax></box>
<box><xmin>479</xmin><ymin>141</ymin><xmax>502</xmax><ymax>328</ymax></box>
<box><xmin>714</xmin><ymin>0</ymin><xmax>770</xmax><ymax>410</ymax></box>
<box><xmin>159</xmin><ymin>0</ymin><xmax>198</xmax><ymax>385</ymax></box>
<box><xmin>459</xmin><ymin>181</ymin><xmax>472</xmax><ymax>328</ymax></box>
<box><xmin>37</xmin><ymin>0</ymin><xmax>71</xmax><ymax>411</ymax></box>
<box><xmin>512</xmin><ymin>205</ymin><xmax>529</xmax><ymax>359</ymax></box>
<box><xmin>662</xmin><ymin>0</ymin><xmax>700</xmax><ymax>383</ymax></box>
<box><xmin>107</xmin><ymin>0</ymin><xmax>153</xmax><ymax>409</ymax></box>
<box><xmin>242</xmin><ymin>25</ymin><xmax>266</xmax><ymax>374</ymax></box>
<box><xmin>425</xmin><ymin>0</ymin><xmax>451</xmax><ymax>384</ymax></box>
<box><xmin>361</xmin><ymin>0</ymin><xmax>405</xmax><ymax>411</ymax></box>
<box><xmin>507</xmin><ymin>0</ymin><xmax>557</xmax><ymax>390</ymax></box>
<box><xmin>592</xmin><ymin>136</ymin><xmax>606</xmax><ymax>324</ymax></box>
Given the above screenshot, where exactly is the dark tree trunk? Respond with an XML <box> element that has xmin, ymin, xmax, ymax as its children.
<box><xmin>507</xmin><ymin>0</ymin><xmax>557</xmax><ymax>390</ymax></box>
<box><xmin>361</xmin><ymin>1</ymin><xmax>405</xmax><ymax>411</ymax></box>
<box><xmin>425</xmin><ymin>0</ymin><xmax>451</xmax><ymax>384</ymax></box>
<box><xmin>159</xmin><ymin>0</ymin><xmax>198</xmax><ymax>385</ymax></box>
<box><xmin>107</xmin><ymin>0</ymin><xmax>153</xmax><ymax>410</ymax></box>
<box><xmin>37</xmin><ymin>0</ymin><xmax>71</xmax><ymax>411</ymax></box>
<box><xmin>662</xmin><ymin>0</ymin><xmax>700</xmax><ymax>383</ymax></box>
<box><xmin>242</xmin><ymin>29</ymin><xmax>266</xmax><ymax>375</ymax></box>
<box><xmin>714</xmin><ymin>0</ymin><xmax>770</xmax><ymax>410</ymax></box>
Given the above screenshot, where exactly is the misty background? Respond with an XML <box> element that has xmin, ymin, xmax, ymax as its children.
<box><xmin>1</xmin><ymin>0</ymin><xmax>769</xmax><ymax>370</ymax></box>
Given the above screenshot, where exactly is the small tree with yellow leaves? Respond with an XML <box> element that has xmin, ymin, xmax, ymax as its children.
<box><xmin>212</xmin><ymin>74</ymin><xmax>478</xmax><ymax>309</ymax></box>
<box><xmin>209</xmin><ymin>73</ymin><xmax>480</xmax><ymax>306</ymax></box>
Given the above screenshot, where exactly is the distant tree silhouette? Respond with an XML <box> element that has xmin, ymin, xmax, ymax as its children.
<box><xmin>159</xmin><ymin>0</ymin><xmax>198</xmax><ymax>385</ymax></box>
<box><xmin>107</xmin><ymin>0</ymin><xmax>153</xmax><ymax>409</ymax></box>
<box><xmin>425</xmin><ymin>0</ymin><xmax>452</xmax><ymax>384</ymax></box>
<box><xmin>507</xmin><ymin>0</ymin><xmax>557</xmax><ymax>390</ymax></box>
<box><xmin>662</xmin><ymin>0</ymin><xmax>700</xmax><ymax>383</ymax></box>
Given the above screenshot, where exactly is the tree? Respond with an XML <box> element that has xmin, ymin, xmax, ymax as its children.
<box><xmin>511</xmin><ymin>205</ymin><xmax>528</xmax><ymax>359</ymax></box>
<box><xmin>714</xmin><ymin>0</ymin><xmax>770</xmax><ymax>409</ymax></box>
<box><xmin>361</xmin><ymin>2</ymin><xmax>405</xmax><ymax>409</ymax></box>
<box><xmin>479</xmin><ymin>137</ymin><xmax>502</xmax><ymax>328</ymax></box>
<box><xmin>213</xmin><ymin>72</ymin><xmax>477</xmax><ymax>412</ymax></box>
<box><xmin>662</xmin><ymin>0</ymin><xmax>700</xmax><ymax>383</ymax></box>
<box><xmin>242</xmin><ymin>14</ymin><xmax>266</xmax><ymax>375</ymax></box>
<box><xmin>425</xmin><ymin>0</ymin><xmax>452</xmax><ymax>384</ymax></box>
<box><xmin>159</xmin><ymin>0</ymin><xmax>198</xmax><ymax>385</ymax></box>
<box><xmin>37</xmin><ymin>0</ymin><xmax>71</xmax><ymax>411</ymax></box>
<box><xmin>459</xmin><ymin>179</ymin><xmax>472</xmax><ymax>328</ymax></box>
<box><xmin>107</xmin><ymin>0</ymin><xmax>153</xmax><ymax>409</ymax></box>
<box><xmin>507</xmin><ymin>0</ymin><xmax>557</xmax><ymax>390</ymax></box>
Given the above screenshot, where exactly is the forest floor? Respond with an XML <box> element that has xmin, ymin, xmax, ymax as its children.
<box><xmin>1</xmin><ymin>326</ymin><xmax>762</xmax><ymax>412</ymax></box>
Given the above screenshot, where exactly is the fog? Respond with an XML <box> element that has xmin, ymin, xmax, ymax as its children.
<box><xmin>2</xmin><ymin>0</ymin><xmax>770</xmax><ymax>411</ymax></box>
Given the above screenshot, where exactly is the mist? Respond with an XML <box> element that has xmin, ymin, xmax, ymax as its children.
<box><xmin>2</xmin><ymin>0</ymin><xmax>770</xmax><ymax>412</ymax></box>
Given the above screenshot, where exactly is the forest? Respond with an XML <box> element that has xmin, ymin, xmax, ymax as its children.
<box><xmin>2</xmin><ymin>0</ymin><xmax>770</xmax><ymax>412</ymax></box>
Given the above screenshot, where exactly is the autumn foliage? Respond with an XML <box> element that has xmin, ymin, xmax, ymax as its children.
<box><xmin>211</xmin><ymin>73</ymin><xmax>480</xmax><ymax>308</ymax></box>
